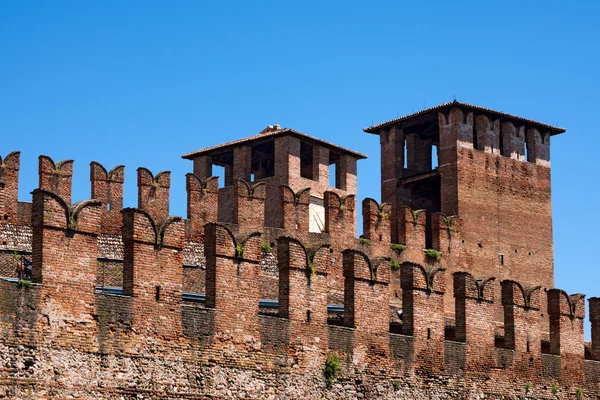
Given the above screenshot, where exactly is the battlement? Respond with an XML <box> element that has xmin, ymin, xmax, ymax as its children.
<box><xmin>0</xmin><ymin>148</ymin><xmax>596</xmax><ymax>397</ymax></box>
<box><xmin>0</xmin><ymin>106</ymin><xmax>596</xmax><ymax>398</ymax></box>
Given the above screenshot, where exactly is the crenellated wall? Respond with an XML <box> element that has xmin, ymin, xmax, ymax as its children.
<box><xmin>0</xmin><ymin>150</ymin><xmax>597</xmax><ymax>399</ymax></box>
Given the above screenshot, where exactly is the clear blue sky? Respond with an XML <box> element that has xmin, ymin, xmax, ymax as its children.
<box><xmin>1</xmin><ymin>1</ymin><xmax>599</xmax><ymax>334</ymax></box>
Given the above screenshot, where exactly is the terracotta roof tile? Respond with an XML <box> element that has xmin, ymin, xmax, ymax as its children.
<box><xmin>363</xmin><ymin>100</ymin><xmax>566</xmax><ymax>135</ymax></box>
<box><xmin>182</xmin><ymin>127</ymin><xmax>367</xmax><ymax>159</ymax></box>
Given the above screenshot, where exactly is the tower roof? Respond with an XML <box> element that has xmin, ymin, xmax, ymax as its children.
<box><xmin>182</xmin><ymin>126</ymin><xmax>367</xmax><ymax>160</ymax></box>
<box><xmin>363</xmin><ymin>100</ymin><xmax>566</xmax><ymax>135</ymax></box>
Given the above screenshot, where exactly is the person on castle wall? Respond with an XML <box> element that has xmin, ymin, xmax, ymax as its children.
<box><xmin>15</xmin><ymin>256</ymin><xmax>31</xmax><ymax>280</ymax></box>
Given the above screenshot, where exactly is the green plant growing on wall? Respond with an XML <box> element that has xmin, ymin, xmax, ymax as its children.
<box><xmin>17</xmin><ymin>279</ymin><xmax>32</xmax><ymax>289</ymax></box>
<box><xmin>11</xmin><ymin>251</ymin><xmax>22</xmax><ymax>261</ymax></box>
<box><xmin>390</xmin><ymin>259</ymin><xmax>401</xmax><ymax>271</ymax></box>
<box><xmin>151</xmin><ymin>180</ymin><xmax>161</xmax><ymax>189</ymax></box>
<box><xmin>424</xmin><ymin>249</ymin><xmax>442</xmax><ymax>263</ymax></box>
<box><xmin>53</xmin><ymin>160</ymin><xmax>65</xmax><ymax>174</ymax></box>
<box><xmin>576</xmin><ymin>387</ymin><xmax>584</xmax><ymax>399</ymax></box>
<box><xmin>392</xmin><ymin>382</ymin><xmax>400</xmax><ymax>391</ymax></box>
<box><xmin>307</xmin><ymin>261</ymin><xmax>316</xmax><ymax>277</ymax></box>
<box><xmin>323</xmin><ymin>352</ymin><xmax>341</xmax><ymax>387</ymax></box>
<box><xmin>441</xmin><ymin>214</ymin><xmax>458</xmax><ymax>237</ymax></box>
<box><xmin>551</xmin><ymin>383</ymin><xmax>559</xmax><ymax>395</ymax></box>
<box><xmin>359</xmin><ymin>238</ymin><xmax>371</xmax><ymax>246</ymax></box>
<box><xmin>409</xmin><ymin>208</ymin><xmax>425</xmax><ymax>224</ymax></box>
<box><xmin>376</xmin><ymin>202</ymin><xmax>390</xmax><ymax>220</ymax></box>
<box><xmin>390</xmin><ymin>243</ymin><xmax>406</xmax><ymax>253</ymax></box>
<box><xmin>68</xmin><ymin>216</ymin><xmax>77</xmax><ymax>230</ymax></box>
<box><xmin>235</xmin><ymin>244</ymin><xmax>245</xmax><ymax>259</ymax></box>
<box><xmin>260</xmin><ymin>242</ymin><xmax>271</xmax><ymax>253</ymax></box>
<box><xmin>525</xmin><ymin>382</ymin><xmax>532</xmax><ymax>395</ymax></box>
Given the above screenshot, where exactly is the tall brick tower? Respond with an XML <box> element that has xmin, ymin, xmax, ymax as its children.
<box><xmin>364</xmin><ymin>101</ymin><xmax>565</xmax><ymax>292</ymax></box>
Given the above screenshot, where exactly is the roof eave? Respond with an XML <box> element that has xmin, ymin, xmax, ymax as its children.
<box><xmin>182</xmin><ymin>129</ymin><xmax>367</xmax><ymax>160</ymax></box>
<box><xmin>363</xmin><ymin>101</ymin><xmax>566</xmax><ymax>136</ymax></box>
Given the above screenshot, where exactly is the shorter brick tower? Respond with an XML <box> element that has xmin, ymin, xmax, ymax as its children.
<box><xmin>182</xmin><ymin>126</ymin><xmax>366</xmax><ymax>232</ymax></box>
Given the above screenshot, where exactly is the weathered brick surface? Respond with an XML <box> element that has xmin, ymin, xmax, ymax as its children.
<box><xmin>548</xmin><ymin>288</ymin><xmax>586</xmax><ymax>384</ymax></box>
<box><xmin>454</xmin><ymin>272</ymin><xmax>496</xmax><ymax>375</ymax></box>
<box><xmin>281</xmin><ymin>186</ymin><xmax>310</xmax><ymax>237</ymax></box>
<box><xmin>137</xmin><ymin>168</ymin><xmax>170</xmax><ymax>223</ymax></box>
<box><xmin>343</xmin><ymin>250</ymin><xmax>390</xmax><ymax>363</ymax></box>
<box><xmin>401</xmin><ymin>263</ymin><xmax>445</xmax><ymax>373</ymax></box>
<box><xmin>233</xmin><ymin>179</ymin><xmax>265</xmax><ymax>233</ymax></box>
<box><xmin>0</xmin><ymin>151</ymin><xmax>20</xmax><ymax>225</ymax></box>
<box><xmin>90</xmin><ymin>161</ymin><xmax>124</xmax><ymax>235</ymax></box>
<box><xmin>31</xmin><ymin>188</ymin><xmax>102</xmax><ymax>349</ymax></box>
<box><xmin>591</xmin><ymin>297</ymin><xmax>600</xmax><ymax>361</ymax></box>
<box><xmin>0</xmin><ymin>109</ymin><xmax>598</xmax><ymax>398</ymax></box>
<box><xmin>186</xmin><ymin>173</ymin><xmax>218</xmax><ymax>241</ymax></box>
<box><xmin>122</xmin><ymin>208</ymin><xmax>185</xmax><ymax>340</ymax></box>
<box><xmin>501</xmin><ymin>280</ymin><xmax>543</xmax><ymax>380</ymax></box>
<box><xmin>38</xmin><ymin>155</ymin><xmax>73</xmax><ymax>205</ymax></box>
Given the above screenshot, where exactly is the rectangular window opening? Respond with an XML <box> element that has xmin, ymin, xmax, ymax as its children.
<box><xmin>213</xmin><ymin>164</ymin><xmax>226</xmax><ymax>188</ymax></box>
<box><xmin>329</xmin><ymin>163</ymin><xmax>337</xmax><ymax>188</ymax></box>
<box><xmin>431</xmin><ymin>144</ymin><xmax>438</xmax><ymax>169</ymax></box>
<box><xmin>403</xmin><ymin>139</ymin><xmax>408</xmax><ymax>169</ymax></box>
<box><xmin>251</xmin><ymin>141</ymin><xmax>275</xmax><ymax>180</ymax></box>
<box><xmin>300</xmin><ymin>142</ymin><xmax>314</xmax><ymax>180</ymax></box>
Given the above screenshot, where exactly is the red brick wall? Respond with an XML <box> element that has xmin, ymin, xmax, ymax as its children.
<box><xmin>90</xmin><ymin>162</ymin><xmax>124</xmax><ymax>235</ymax></box>
<box><xmin>233</xmin><ymin>179</ymin><xmax>265</xmax><ymax>233</ymax></box>
<box><xmin>186</xmin><ymin>174</ymin><xmax>218</xmax><ymax>241</ymax></box>
<box><xmin>31</xmin><ymin>188</ymin><xmax>102</xmax><ymax>348</ymax></box>
<box><xmin>38</xmin><ymin>155</ymin><xmax>73</xmax><ymax>205</ymax></box>
<box><xmin>343</xmin><ymin>250</ymin><xmax>390</xmax><ymax>359</ymax></box>
<box><xmin>454</xmin><ymin>272</ymin><xmax>496</xmax><ymax>375</ymax></box>
<box><xmin>204</xmin><ymin>223</ymin><xmax>262</xmax><ymax>345</ymax></box>
<box><xmin>501</xmin><ymin>280</ymin><xmax>543</xmax><ymax>380</ymax></box>
<box><xmin>401</xmin><ymin>263</ymin><xmax>445</xmax><ymax>373</ymax></box>
<box><xmin>548</xmin><ymin>289</ymin><xmax>585</xmax><ymax>384</ymax></box>
<box><xmin>0</xmin><ymin>152</ymin><xmax>20</xmax><ymax>225</ymax></box>
<box><xmin>281</xmin><ymin>186</ymin><xmax>310</xmax><ymax>236</ymax></box>
<box><xmin>122</xmin><ymin>208</ymin><xmax>185</xmax><ymax>340</ymax></box>
<box><xmin>591</xmin><ymin>297</ymin><xmax>600</xmax><ymax>361</ymax></box>
<box><xmin>137</xmin><ymin>168</ymin><xmax>170</xmax><ymax>223</ymax></box>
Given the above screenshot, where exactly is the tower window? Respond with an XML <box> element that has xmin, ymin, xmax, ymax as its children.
<box><xmin>300</xmin><ymin>142</ymin><xmax>314</xmax><ymax>180</ymax></box>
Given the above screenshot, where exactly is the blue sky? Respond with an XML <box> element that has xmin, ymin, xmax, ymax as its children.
<box><xmin>1</xmin><ymin>1</ymin><xmax>599</xmax><ymax>334</ymax></box>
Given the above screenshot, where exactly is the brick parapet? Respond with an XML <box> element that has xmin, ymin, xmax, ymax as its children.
<box><xmin>281</xmin><ymin>185</ymin><xmax>310</xmax><ymax>237</ymax></box>
<box><xmin>591</xmin><ymin>297</ymin><xmax>600</xmax><ymax>361</ymax></box>
<box><xmin>0</xmin><ymin>143</ymin><xmax>597</xmax><ymax>396</ymax></box>
<box><xmin>324</xmin><ymin>191</ymin><xmax>355</xmax><ymax>246</ymax></box>
<box><xmin>396</xmin><ymin>206</ymin><xmax>427</xmax><ymax>264</ymax></box>
<box><xmin>90</xmin><ymin>161</ymin><xmax>125</xmax><ymax>235</ymax></box>
<box><xmin>186</xmin><ymin>173</ymin><xmax>218</xmax><ymax>241</ymax></box>
<box><xmin>233</xmin><ymin>179</ymin><xmax>266</xmax><ymax>233</ymax></box>
<box><xmin>0</xmin><ymin>152</ymin><xmax>21</xmax><ymax>225</ymax></box>
<box><xmin>401</xmin><ymin>263</ymin><xmax>446</xmax><ymax>373</ymax></box>
<box><xmin>277</xmin><ymin>237</ymin><xmax>329</xmax><ymax>362</ymax></box>
<box><xmin>453</xmin><ymin>272</ymin><xmax>496</xmax><ymax>375</ymax></box>
<box><xmin>204</xmin><ymin>223</ymin><xmax>262</xmax><ymax>338</ymax></box>
<box><xmin>137</xmin><ymin>168</ymin><xmax>171</xmax><ymax>223</ymax></box>
<box><xmin>121</xmin><ymin>208</ymin><xmax>185</xmax><ymax>340</ymax></box>
<box><xmin>31</xmin><ymin>188</ymin><xmax>102</xmax><ymax>349</ymax></box>
<box><xmin>548</xmin><ymin>288</ymin><xmax>586</xmax><ymax>384</ymax></box>
<box><xmin>362</xmin><ymin>198</ymin><xmax>391</xmax><ymax>246</ymax></box>
<box><xmin>38</xmin><ymin>155</ymin><xmax>74</xmax><ymax>205</ymax></box>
